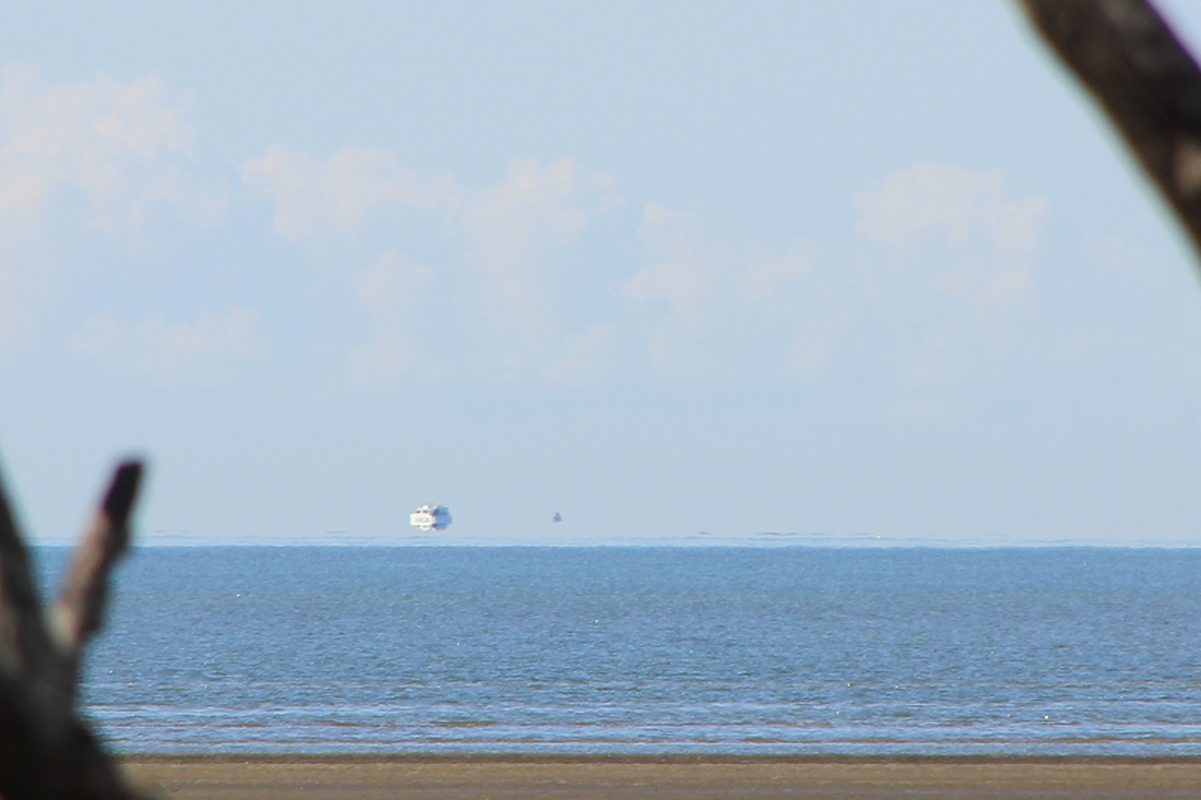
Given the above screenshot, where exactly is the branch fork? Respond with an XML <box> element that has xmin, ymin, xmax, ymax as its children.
<box><xmin>0</xmin><ymin>459</ymin><xmax>147</xmax><ymax>800</ymax></box>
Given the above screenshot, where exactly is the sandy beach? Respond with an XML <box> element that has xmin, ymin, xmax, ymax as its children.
<box><xmin>122</xmin><ymin>755</ymin><xmax>1201</xmax><ymax>799</ymax></box>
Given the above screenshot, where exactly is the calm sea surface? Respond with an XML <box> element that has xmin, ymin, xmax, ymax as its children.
<box><xmin>33</xmin><ymin>546</ymin><xmax>1201</xmax><ymax>755</ymax></box>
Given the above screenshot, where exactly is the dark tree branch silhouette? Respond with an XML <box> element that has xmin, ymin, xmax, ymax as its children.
<box><xmin>1018</xmin><ymin>0</ymin><xmax>1201</xmax><ymax>265</ymax></box>
<box><xmin>0</xmin><ymin>460</ymin><xmax>146</xmax><ymax>800</ymax></box>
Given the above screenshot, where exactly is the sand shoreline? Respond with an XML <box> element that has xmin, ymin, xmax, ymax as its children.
<box><xmin>121</xmin><ymin>754</ymin><xmax>1201</xmax><ymax>798</ymax></box>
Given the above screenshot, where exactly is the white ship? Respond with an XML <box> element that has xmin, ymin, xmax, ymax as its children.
<box><xmin>409</xmin><ymin>504</ymin><xmax>452</xmax><ymax>531</ymax></box>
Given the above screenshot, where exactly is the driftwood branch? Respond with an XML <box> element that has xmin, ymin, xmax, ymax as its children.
<box><xmin>0</xmin><ymin>459</ymin><xmax>146</xmax><ymax>800</ymax></box>
<box><xmin>51</xmin><ymin>462</ymin><xmax>142</xmax><ymax>687</ymax></box>
<box><xmin>1017</xmin><ymin>0</ymin><xmax>1201</xmax><ymax>264</ymax></box>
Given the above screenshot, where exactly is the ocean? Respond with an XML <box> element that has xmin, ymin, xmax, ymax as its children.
<box><xmin>35</xmin><ymin>546</ymin><xmax>1201</xmax><ymax>755</ymax></box>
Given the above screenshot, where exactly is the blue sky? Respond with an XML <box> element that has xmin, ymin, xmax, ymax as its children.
<box><xmin>2</xmin><ymin>1</ymin><xmax>1200</xmax><ymax>545</ymax></box>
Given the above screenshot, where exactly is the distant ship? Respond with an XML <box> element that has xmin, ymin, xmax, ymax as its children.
<box><xmin>553</xmin><ymin>512</ymin><xmax>562</xmax><ymax>523</ymax></box>
<box><xmin>409</xmin><ymin>504</ymin><xmax>452</xmax><ymax>531</ymax></box>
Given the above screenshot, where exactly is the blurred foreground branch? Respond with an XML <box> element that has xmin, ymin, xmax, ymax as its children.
<box><xmin>0</xmin><ymin>459</ymin><xmax>146</xmax><ymax>800</ymax></box>
<box><xmin>1018</xmin><ymin>0</ymin><xmax>1201</xmax><ymax>264</ymax></box>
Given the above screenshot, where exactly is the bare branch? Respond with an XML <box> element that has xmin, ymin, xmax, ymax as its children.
<box><xmin>0</xmin><ymin>459</ymin><xmax>147</xmax><ymax>800</ymax></box>
<box><xmin>1018</xmin><ymin>0</ymin><xmax>1201</xmax><ymax>264</ymax></box>
<box><xmin>50</xmin><ymin>461</ymin><xmax>143</xmax><ymax>659</ymax></box>
<box><xmin>0</xmin><ymin>468</ymin><xmax>55</xmax><ymax>680</ymax></box>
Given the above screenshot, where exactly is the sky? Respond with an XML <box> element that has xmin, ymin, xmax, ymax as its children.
<box><xmin>1</xmin><ymin>1</ymin><xmax>1200</xmax><ymax>546</ymax></box>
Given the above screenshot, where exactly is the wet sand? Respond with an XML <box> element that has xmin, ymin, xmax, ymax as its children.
<box><xmin>122</xmin><ymin>755</ymin><xmax>1201</xmax><ymax>799</ymax></box>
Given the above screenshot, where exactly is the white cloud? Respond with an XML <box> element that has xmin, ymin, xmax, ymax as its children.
<box><xmin>246</xmin><ymin>148</ymin><xmax>622</xmax><ymax>379</ymax></box>
<box><xmin>356</xmin><ymin>247</ymin><xmax>433</xmax><ymax>315</ymax></box>
<box><xmin>348</xmin><ymin>248</ymin><xmax>435</xmax><ymax>386</ymax></box>
<box><xmin>242</xmin><ymin>145</ymin><xmax>460</xmax><ymax>241</ymax></box>
<box><xmin>243</xmin><ymin>147</ymin><xmax>1049</xmax><ymax>390</ymax></box>
<box><xmin>348</xmin><ymin>336</ymin><xmax>415</xmax><ymax>388</ymax></box>
<box><xmin>856</xmin><ymin>163</ymin><xmax>1045</xmax><ymax>310</ymax></box>
<box><xmin>854</xmin><ymin>163</ymin><xmax>1048</xmax><ymax>384</ymax></box>
<box><xmin>73</xmin><ymin>307</ymin><xmax>270</xmax><ymax>385</ymax></box>
<box><xmin>740</xmin><ymin>244</ymin><xmax>816</xmax><ymax>305</ymax></box>
<box><xmin>624</xmin><ymin>203</ymin><xmax>818</xmax><ymax>371</ymax></box>
<box><xmin>0</xmin><ymin>64</ymin><xmax>228</xmax><ymax>350</ymax></box>
<box><xmin>625</xmin><ymin>204</ymin><xmax>720</xmax><ymax>334</ymax></box>
<box><xmin>545</xmin><ymin>322</ymin><xmax>618</xmax><ymax>385</ymax></box>
<box><xmin>786</xmin><ymin>309</ymin><xmax>855</xmax><ymax>379</ymax></box>
<box><xmin>619</xmin><ymin>165</ymin><xmax>1045</xmax><ymax>385</ymax></box>
<box><xmin>458</xmin><ymin>158</ymin><xmax>620</xmax><ymax>367</ymax></box>
<box><xmin>856</xmin><ymin>164</ymin><xmax>1045</xmax><ymax>253</ymax></box>
<box><xmin>0</xmin><ymin>63</ymin><xmax>227</xmax><ymax>240</ymax></box>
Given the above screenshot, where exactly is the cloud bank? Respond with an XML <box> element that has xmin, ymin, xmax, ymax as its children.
<box><xmin>73</xmin><ymin>307</ymin><xmax>270</xmax><ymax>385</ymax></box>
<box><xmin>0</xmin><ymin>64</ymin><xmax>228</xmax><ymax>352</ymax></box>
<box><xmin>1</xmin><ymin>65</ymin><xmax>1055</xmax><ymax>396</ymax></box>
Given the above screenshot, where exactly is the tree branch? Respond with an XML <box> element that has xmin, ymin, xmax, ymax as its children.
<box><xmin>1018</xmin><ymin>0</ymin><xmax>1201</xmax><ymax>264</ymax></box>
<box><xmin>50</xmin><ymin>461</ymin><xmax>142</xmax><ymax>664</ymax></box>
<box><xmin>0</xmin><ymin>459</ymin><xmax>147</xmax><ymax>800</ymax></box>
<box><xmin>0</xmin><ymin>469</ymin><xmax>57</xmax><ymax>685</ymax></box>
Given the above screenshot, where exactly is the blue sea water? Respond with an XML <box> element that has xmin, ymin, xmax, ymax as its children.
<box><xmin>33</xmin><ymin>546</ymin><xmax>1201</xmax><ymax>755</ymax></box>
